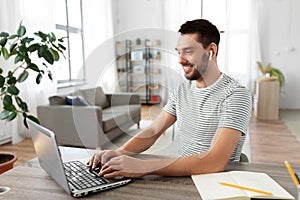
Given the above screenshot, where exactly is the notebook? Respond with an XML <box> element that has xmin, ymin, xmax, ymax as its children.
<box><xmin>27</xmin><ymin>119</ymin><xmax>131</xmax><ymax>198</ymax></box>
<box><xmin>191</xmin><ymin>171</ymin><xmax>294</xmax><ymax>200</ymax></box>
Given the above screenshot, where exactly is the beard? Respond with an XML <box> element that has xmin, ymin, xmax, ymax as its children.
<box><xmin>184</xmin><ymin>68</ymin><xmax>202</xmax><ymax>80</ymax></box>
<box><xmin>184</xmin><ymin>54</ymin><xmax>209</xmax><ymax>81</ymax></box>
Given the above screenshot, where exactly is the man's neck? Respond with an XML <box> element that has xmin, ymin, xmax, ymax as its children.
<box><xmin>196</xmin><ymin>67</ymin><xmax>221</xmax><ymax>88</ymax></box>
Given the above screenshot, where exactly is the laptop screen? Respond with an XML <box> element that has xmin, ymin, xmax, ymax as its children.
<box><xmin>27</xmin><ymin>119</ymin><xmax>71</xmax><ymax>195</ymax></box>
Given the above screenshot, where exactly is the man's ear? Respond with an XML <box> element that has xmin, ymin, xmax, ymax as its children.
<box><xmin>209</xmin><ymin>50</ymin><xmax>213</xmax><ymax>60</ymax></box>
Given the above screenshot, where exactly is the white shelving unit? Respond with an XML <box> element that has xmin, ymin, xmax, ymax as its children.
<box><xmin>116</xmin><ymin>39</ymin><xmax>161</xmax><ymax>104</ymax></box>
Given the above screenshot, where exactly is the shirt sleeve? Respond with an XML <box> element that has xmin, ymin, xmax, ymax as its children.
<box><xmin>218</xmin><ymin>87</ymin><xmax>253</xmax><ymax>135</ymax></box>
<box><xmin>163</xmin><ymin>91</ymin><xmax>177</xmax><ymax>117</ymax></box>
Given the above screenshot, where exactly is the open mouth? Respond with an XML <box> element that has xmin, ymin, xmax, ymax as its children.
<box><xmin>183</xmin><ymin>64</ymin><xmax>195</xmax><ymax>73</ymax></box>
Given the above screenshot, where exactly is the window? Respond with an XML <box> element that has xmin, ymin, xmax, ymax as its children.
<box><xmin>53</xmin><ymin>0</ymin><xmax>86</xmax><ymax>86</ymax></box>
<box><xmin>202</xmin><ymin>0</ymin><xmax>251</xmax><ymax>86</ymax></box>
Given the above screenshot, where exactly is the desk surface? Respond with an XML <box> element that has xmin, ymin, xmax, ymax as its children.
<box><xmin>0</xmin><ymin>147</ymin><xmax>298</xmax><ymax>199</ymax></box>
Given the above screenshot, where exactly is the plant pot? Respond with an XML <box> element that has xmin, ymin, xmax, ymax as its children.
<box><xmin>0</xmin><ymin>152</ymin><xmax>17</xmax><ymax>174</ymax></box>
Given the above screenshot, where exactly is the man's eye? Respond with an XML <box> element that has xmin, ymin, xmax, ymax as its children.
<box><xmin>186</xmin><ymin>51</ymin><xmax>192</xmax><ymax>55</ymax></box>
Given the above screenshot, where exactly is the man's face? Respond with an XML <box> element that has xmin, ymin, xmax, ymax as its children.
<box><xmin>175</xmin><ymin>33</ymin><xmax>210</xmax><ymax>81</ymax></box>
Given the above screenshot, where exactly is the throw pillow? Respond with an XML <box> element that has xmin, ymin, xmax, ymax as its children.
<box><xmin>66</xmin><ymin>96</ymin><xmax>90</xmax><ymax>106</ymax></box>
<box><xmin>48</xmin><ymin>95</ymin><xmax>67</xmax><ymax>105</ymax></box>
<box><xmin>80</xmin><ymin>87</ymin><xmax>110</xmax><ymax>109</ymax></box>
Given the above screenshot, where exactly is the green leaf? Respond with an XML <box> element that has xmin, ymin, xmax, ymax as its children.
<box><xmin>0</xmin><ymin>75</ymin><xmax>4</xmax><ymax>87</ymax></box>
<box><xmin>49</xmin><ymin>32</ymin><xmax>56</xmax><ymax>42</ymax></box>
<box><xmin>27</xmin><ymin>115</ymin><xmax>39</xmax><ymax>124</ymax></box>
<box><xmin>24</xmin><ymin>54</ymin><xmax>31</xmax><ymax>64</ymax></box>
<box><xmin>9</xmin><ymin>43</ymin><xmax>18</xmax><ymax>53</ymax></box>
<box><xmin>7</xmin><ymin>85</ymin><xmax>20</xmax><ymax>95</ymax></box>
<box><xmin>36</xmin><ymin>73</ymin><xmax>42</xmax><ymax>84</ymax></box>
<box><xmin>7</xmin><ymin>77</ymin><xmax>17</xmax><ymax>85</ymax></box>
<box><xmin>22</xmin><ymin>37</ymin><xmax>34</xmax><ymax>44</ymax></box>
<box><xmin>1</xmin><ymin>86</ymin><xmax>6</xmax><ymax>93</ymax></box>
<box><xmin>7</xmin><ymin>111</ymin><xmax>17</xmax><ymax>121</ymax></box>
<box><xmin>28</xmin><ymin>43</ymin><xmax>39</xmax><ymax>52</ymax></box>
<box><xmin>18</xmin><ymin>45</ymin><xmax>26</xmax><ymax>56</ymax></box>
<box><xmin>3</xmin><ymin>95</ymin><xmax>12</xmax><ymax>105</ymax></box>
<box><xmin>43</xmin><ymin>48</ymin><xmax>54</xmax><ymax>64</ymax></box>
<box><xmin>38</xmin><ymin>45</ymin><xmax>46</xmax><ymax>58</ymax></box>
<box><xmin>14</xmin><ymin>54</ymin><xmax>24</xmax><ymax>64</ymax></box>
<box><xmin>0</xmin><ymin>68</ymin><xmax>2</xmax><ymax>74</ymax></box>
<box><xmin>18</xmin><ymin>71</ymin><xmax>29</xmax><ymax>83</ymax></box>
<box><xmin>0</xmin><ymin>32</ymin><xmax>9</xmax><ymax>37</ymax></box>
<box><xmin>17</xmin><ymin>25</ymin><xmax>26</xmax><ymax>37</ymax></box>
<box><xmin>49</xmin><ymin>48</ymin><xmax>59</xmax><ymax>61</ymax></box>
<box><xmin>1</xmin><ymin>47</ymin><xmax>9</xmax><ymax>60</ymax></box>
<box><xmin>34</xmin><ymin>31</ymin><xmax>47</xmax><ymax>41</ymax></box>
<box><xmin>48</xmin><ymin>71</ymin><xmax>53</xmax><ymax>81</ymax></box>
<box><xmin>20</xmin><ymin>102</ymin><xmax>28</xmax><ymax>112</ymax></box>
<box><xmin>15</xmin><ymin>96</ymin><xmax>22</xmax><ymax>106</ymax></box>
<box><xmin>3</xmin><ymin>104</ymin><xmax>16</xmax><ymax>111</ymax></box>
<box><xmin>29</xmin><ymin>63</ymin><xmax>40</xmax><ymax>72</ymax></box>
<box><xmin>8</xmin><ymin>34</ymin><xmax>18</xmax><ymax>40</ymax></box>
<box><xmin>23</xmin><ymin>115</ymin><xmax>40</xmax><ymax>128</ymax></box>
<box><xmin>0</xmin><ymin>110</ymin><xmax>10</xmax><ymax>120</ymax></box>
<box><xmin>0</xmin><ymin>37</ymin><xmax>7</xmax><ymax>47</ymax></box>
<box><xmin>58</xmin><ymin>43</ymin><xmax>66</xmax><ymax>50</ymax></box>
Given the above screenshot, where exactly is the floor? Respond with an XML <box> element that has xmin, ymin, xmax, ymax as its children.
<box><xmin>1</xmin><ymin>106</ymin><xmax>300</xmax><ymax>167</ymax></box>
<box><xmin>280</xmin><ymin>109</ymin><xmax>300</xmax><ymax>141</ymax></box>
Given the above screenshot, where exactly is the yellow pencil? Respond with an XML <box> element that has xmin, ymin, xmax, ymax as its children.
<box><xmin>220</xmin><ymin>182</ymin><xmax>273</xmax><ymax>195</ymax></box>
<box><xmin>284</xmin><ymin>161</ymin><xmax>300</xmax><ymax>186</ymax></box>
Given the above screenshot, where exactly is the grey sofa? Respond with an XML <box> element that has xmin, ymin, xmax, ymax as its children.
<box><xmin>37</xmin><ymin>87</ymin><xmax>141</xmax><ymax>148</ymax></box>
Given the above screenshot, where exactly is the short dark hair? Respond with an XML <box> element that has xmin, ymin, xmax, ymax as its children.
<box><xmin>178</xmin><ymin>19</ymin><xmax>220</xmax><ymax>49</ymax></box>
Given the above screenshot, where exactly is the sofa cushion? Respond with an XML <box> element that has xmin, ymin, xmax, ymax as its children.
<box><xmin>102</xmin><ymin>105</ymin><xmax>141</xmax><ymax>132</ymax></box>
<box><xmin>49</xmin><ymin>95</ymin><xmax>67</xmax><ymax>105</ymax></box>
<box><xmin>66</xmin><ymin>96</ymin><xmax>90</xmax><ymax>106</ymax></box>
<box><xmin>80</xmin><ymin>87</ymin><xmax>110</xmax><ymax>109</ymax></box>
<box><xmin>102</xmin><ymin>112</ymin><xmax>128</xmax><ymax>132</ymax></box>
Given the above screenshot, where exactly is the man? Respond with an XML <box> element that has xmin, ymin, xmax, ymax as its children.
<box><xmin>88</xmin><ymin>19</ymin><xmax>252</xmax><ymax>178</ymax></box>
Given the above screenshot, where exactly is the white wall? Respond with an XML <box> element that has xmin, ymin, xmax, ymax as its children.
<box><xmin>259</xmin><ymin>0</ymin><xmax>300</xmax><ymax>109</ymax></box>
<box><xmin>112</xmin><ymin>0</ymin><xmax>300</xmax><ymax>109</ymax></box>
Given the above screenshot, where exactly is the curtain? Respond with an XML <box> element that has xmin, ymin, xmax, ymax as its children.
<box><xmin>248</xmin><ymin>0</ymin><xmax>262</xmax><ymax>92</ymax></box>
<box><xmin>0</xmin><ymin>0</ymin><xmax>56</xmax><ymax>144</ymax></box>
<box><xmin>0</xmin><ymin>0</ymin><xmax>23</xmax><ymax>144</ymax></box>
<box><xmin>161</xmin><ymin>0</ymin><xmax>202</xmax><ymax>102</ymax></box>
<box><xmin>83</xmin><ymin>0</ymin><xmax>117</xmax><ymax>93</ymax></box>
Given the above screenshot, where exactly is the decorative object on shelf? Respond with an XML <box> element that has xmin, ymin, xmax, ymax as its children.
<box><xmin>256</xmin><ymin>61</ymin><xmax>285</xmax><ymax>89</ymax></box>
<box><xmin>0</xmin><ymin>152</ymin><xmax>17</xmax><ymax>174</ymax></box>
<box><xmin>135</xmin><ymin>38</ymin><xmax>141</xmax><ymax>45</ymax></box>
<box><xmin>0</xmin><ymin>22</ymin><xmax>66</xmax><ymax>127</ymax></box>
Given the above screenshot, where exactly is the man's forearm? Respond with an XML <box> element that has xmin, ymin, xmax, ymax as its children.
<box><xmin>143</xmin><ymin>154</ymin><xmax>227</xmax><ymax>176</ymax></box>
<box><xmin>117</xmin><ymin>128</ymin><xmax>161</xmax><ymax>155</ymax></box>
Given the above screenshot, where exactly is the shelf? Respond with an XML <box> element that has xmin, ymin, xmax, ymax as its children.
<box><xmin>116</xmin><ymin>39</ymin><xmax>162</xmax><ymax>105</ymax></box>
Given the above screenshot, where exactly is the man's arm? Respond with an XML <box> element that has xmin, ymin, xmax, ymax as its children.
<box><xmin>148</xmin><ymin>127</ymin><xmax>242</xmax><ymax>176</ymax></box>
<box><xmin>100</xmin><ymin>127</ymin><xmax>242</xmax><ymax>178</ymax></box>
<box><xmin>119</xmin><ymin>111</ymin><xmax>176</xmax><ymax>155</ymax></box>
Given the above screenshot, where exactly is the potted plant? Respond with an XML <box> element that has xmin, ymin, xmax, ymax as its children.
<box><xmin>0</xmin><ymin>22</ymin><xmax>66</xmax><ymax>173</ymax></box>
<box><xmin>256</xmin><ymin>61</ymin><xmax>286</xmax><ymax>89</ymax></box>
<box><xmin>0</xmin><ymin>151</ymin><xmax>17</xmax><ymax>174</ymax></box>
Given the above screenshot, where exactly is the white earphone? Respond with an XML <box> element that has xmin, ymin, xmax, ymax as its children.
<box><xmin>209</xmin><ymin>50</ymin><xmax>213</xmax><ymax>60</ymax></box>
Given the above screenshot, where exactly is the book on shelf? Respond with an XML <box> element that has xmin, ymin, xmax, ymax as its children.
<box><xmin>191</xmin><ymin>171</ymin><xmax>294</xmax><ymax>200</ymax></box>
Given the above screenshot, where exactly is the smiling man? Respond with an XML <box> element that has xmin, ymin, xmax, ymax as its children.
<box><xmin>88</xmin><ymin>19</ymin><xmax>252</xmax><ymax>178</ymax></box>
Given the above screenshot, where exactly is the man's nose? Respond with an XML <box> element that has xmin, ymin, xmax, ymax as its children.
<box><xmin>178</xmin><ymin>56</ymin><xmax>188</xmax><ymax>65</ymax></box>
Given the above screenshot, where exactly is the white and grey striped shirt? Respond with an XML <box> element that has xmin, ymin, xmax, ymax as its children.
<box><xmin>164</xmin><ymin>73</ymin><xmax>252</xmax><ymax>162</ymax></box>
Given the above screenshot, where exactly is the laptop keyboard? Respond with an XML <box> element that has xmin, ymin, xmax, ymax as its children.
<box><xmin>63</xmin><ymin>161</ymin><xmax>108</xmax><ymax>190</ymax></box>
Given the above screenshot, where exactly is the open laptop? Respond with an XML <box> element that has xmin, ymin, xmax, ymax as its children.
<box><xmin>27</xmin><ymin>119</ymin><xmax>131</xmax><ymax>197</ymax></box>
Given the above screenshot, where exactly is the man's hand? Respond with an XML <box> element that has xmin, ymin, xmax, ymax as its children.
<box><xmin>87</xmin><ymin>149</ymin><xmax>123</xmax><ymax>170</ymax></box>
<box><xmin>99</xmin><ymin>155</ymin><xmax>148</xmax><ymax>178</ymax></box>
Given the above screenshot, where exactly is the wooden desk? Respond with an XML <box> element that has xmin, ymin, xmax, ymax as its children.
<box><xmin>0</xmin><ymin>147</ymin><xmax>298</xmax><ymax>199</ymax></box>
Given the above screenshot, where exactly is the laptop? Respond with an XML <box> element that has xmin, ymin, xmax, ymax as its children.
<box><xmin>27</xmin><ymin>119</ymin><xmax>131</xmax><ymax>197</ymax></box>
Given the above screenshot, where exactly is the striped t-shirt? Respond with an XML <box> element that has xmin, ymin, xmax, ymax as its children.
<box><xmin>164</xmin><ymin>73</ymin><xmax>252</xmax><ymax>162</ymax></box>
